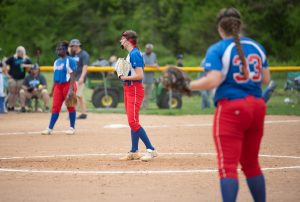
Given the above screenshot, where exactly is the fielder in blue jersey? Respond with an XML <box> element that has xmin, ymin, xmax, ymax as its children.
<box><xmin>42</xmin><ymin>41</ymin><xmax>77</xmax><ymax>135</ymax></box>
<box><xmin>190</xmin><ymin>8</ymin><xmax>271</xmax><ymax>202</ymax></box>
<box><xmin>204</xmin><ymin>35</ymin><xmax>268</xmax><ymax>105</ymax></box>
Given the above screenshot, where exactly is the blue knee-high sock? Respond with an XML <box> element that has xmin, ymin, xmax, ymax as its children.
<box><xmin>130</xmin><ymin>130</ymin><xmax>139</xmax><ymax>152</ymax></box>
<box><xmin>220</xmin><ymin>178</ymin><xmax>239</xmax><ymax>202</ymax></box>
<box><xmin>0</xmin><ymin>97</ymin><xmax>5</xmax><ymax>113</ymax></box>
<box><xmin>246</xmin><ymin>175</ymin><xmax>266</xmax><ymax>202</ymax></box>
<box><xmin>49</xmin><ymin>113</ymin><xmax>59</xmax><ymax>129</ymax></box>
<box><xmin>69</xmin><ymin>111</ymin><xmax>76</xmax><ymax>128</ymax></box>
<box><xmin>136</xmin><ymin>127</ymin><xmax>155</xmax><ymax>150</ymax></box>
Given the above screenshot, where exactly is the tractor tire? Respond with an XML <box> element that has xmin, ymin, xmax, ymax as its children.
<box><xmin>157</xmin><ymin>91</ymin><xmax>182</xmax><ymax>109</ymax></box>
<box><xmin>92</xmin><ymin>89</ymin><xmax>118</xmax><ymax>108</ymax></box>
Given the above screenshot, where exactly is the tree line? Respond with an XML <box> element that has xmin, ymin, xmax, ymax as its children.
<box><xmin>0</xmin><ymin>0</ymin><xmax>299</xmax><ymax>65</ymax></box>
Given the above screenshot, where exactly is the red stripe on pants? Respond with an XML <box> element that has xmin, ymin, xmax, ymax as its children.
<box><xmin>213</xmin><ymin>96</ymin><xmax>266</xmax><ymax>179</ymax></box>
<box><xmin>124</xmin><ymin>82</ymin><xmax>144</xmax><ymax>132</ymax></box>
<box><xmin>52</xmin><ymin>82</ymin><xmax>77</xmax><ymax>113</ymax></box>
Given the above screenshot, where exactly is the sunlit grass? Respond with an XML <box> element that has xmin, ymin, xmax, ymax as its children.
<box><xmin>43</xmin><ymin>72</ymin><xmax>300</xmax><ymax>116</ymax></box>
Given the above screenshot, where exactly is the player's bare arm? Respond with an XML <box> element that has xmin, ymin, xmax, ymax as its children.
<box><xmin>190</xmin><ymin>70</ymin><xmax>223</xmax><ymax>90</ymax></box>
<box><xmin>261</xmin><ymin>68</ymin><xmax>271</xmax><ymax>85</ymax></box>
<box><xmin>120</xmin><ymin>67</ymin><xmax>144</xmax><ymax>81</ymax></box>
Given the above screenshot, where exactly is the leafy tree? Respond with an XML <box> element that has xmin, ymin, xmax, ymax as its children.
<box><xmin>0</xmin><ymin>0</ymin><xmax>299</xmax><ymax>65</ymax></box>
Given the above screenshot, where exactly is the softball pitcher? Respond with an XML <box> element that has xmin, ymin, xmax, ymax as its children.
<box><xmin>41</xmin><ymin>41</ymin><xmax>77</xmax><ymax>135</ymax></box>
<box><xmin>190</xmin><ymin>8</ymin><xmax>270</xmax><ymax>202</ymax></box>
<box><xmin>118</xmin><ymin>30</ymin><xmax>157</xmax><ymax>161</ymax></box>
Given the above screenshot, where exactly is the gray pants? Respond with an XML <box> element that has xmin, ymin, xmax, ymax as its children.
<box><xmin>142</xmin><ymin>83</ymin><xmax>153</xmax><ymax>108</ymax></box>
<box><xmin>200</xmin><ymin>90</ymin><xmax>211</xmax><ymax>109</ymax></box>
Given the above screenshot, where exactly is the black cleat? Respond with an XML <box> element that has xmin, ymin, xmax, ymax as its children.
<box><xmin>44</xmin><ymin>106</ymin><xmax>50</xmax><ymax>112</ymax></box>
<box><xmin>21</xmin><ymin>107</ymin><xmax>26</xmax><ymax>113</ymax></box>
<box><xmin>77</xmin><ymin>113</ymin><xmax>87</xmax><ymax>119</ymax></box>
<box><xmin>7</xmin><ymin>107</ymin><xmax>15</xmax><ymax>111</ymax></box>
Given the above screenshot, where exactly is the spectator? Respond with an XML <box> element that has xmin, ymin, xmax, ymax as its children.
<box><xmin>198</xmin><ymin>73</ymin><xmax>211</xmax><ymax>109</ymax></box>
<box><xmin>91</xmin><ymin>56</ymin><xmax>111</xmax><ymax>78</ymax></box>
<box><xmin>108</xmin><ymin>55</ymin><xmax>118</xmax><ymax>78</ymax></box>
<box><xmin>262</xmin><ymin>80</ymin><xmax>277</xmax><ymax>103</ymax></box>
<box><xmin>142</xmin><ymin>43</ymin><xmax>159</xmax><ymax>109</ymax></box>
<box><xmin>19</xmin><ymin>64</ymin><xmax>49</xmax><ymax>112</ymax></box>
<box><xmin>3</xmin><ymin>46</ymin><xmax>32</xmax><ymax>111</ymax></box>
<box><xmin>198</xmin><ymin>59</ymin><xmax>211</xmax><ymax>109</ymax></box>
<box><xmin>91</xmin><ymin>56</ymin><xmax>109</xmax><ymax>67</ymax></box>
<box><xmin>176</xmin><ymin>54</ymin><xmax>184</xmax><ymax>67</ymax></box>
<box><xmin>0</xmin><ymin>59</ymin><xmax>5</xmax><ymax>113</ymax></box>
<box><xmin>109</xmin><ymin>55</ymin><xmax>117</xmax><ymax>67</ymax></box>
<box><xmin>69</xmin><ymin>39</ymin><xmax>90</xmax><ymax>119</ymax></box>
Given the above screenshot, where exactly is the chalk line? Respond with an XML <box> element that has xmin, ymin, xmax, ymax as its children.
<box><xmin>0</xmin><ymin>166</ymin><xmax>299</xmax><ymax>175</ymax></box>
<box><xmin>1</xmin><ymin>152</ymin><xmax>300</xmax><ymax>160</ymax></box>
<box><xmin>0</xmin><ymin>119</ymin><xmax>299</xmax><ymax>136</ymax></box>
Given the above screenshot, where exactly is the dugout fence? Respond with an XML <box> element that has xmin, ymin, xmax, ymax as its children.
<box><xmin>39</xmin><ymin>66</ymin><xmax>300</xmax><ymax>72</ymax></box>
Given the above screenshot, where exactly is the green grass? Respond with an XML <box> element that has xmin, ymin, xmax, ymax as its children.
<box><xmin>43</xmin><ymin>72</ymin><xmax>300</xmax><ymax>116</ymax></box>
<box><xmin>266</xmin><ymin>95</ymin><xmax>300</xmax><ymax>115</ymax></box>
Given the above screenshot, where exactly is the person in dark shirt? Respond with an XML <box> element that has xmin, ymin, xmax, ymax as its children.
<box><xmin>69</xmin><ymin>39</ymin><xmax>90</xmax><ymax>119</ymax></box>
<box><xmin>19</xmin><ymin>64</ymin><xmax>49</xmax><ymax>112</ymax></box>
<box><xmin>142</xmin><ymin>43</ymin><xmax>159</xmax><ymax>109</ymax></box>
<box><xmin>176</xmin><ymin>54</ymin><xmax>184</xmax><ymax>67</ymax></box>
<box><xmin>3</xmin><ymin>46</ymin><xmax>32</xmax><ymax>111</ymax></box>
<box><xmin>0</xmin><ymin>59</ymin><xmax>5</xmax><ymax>113</ymax></box>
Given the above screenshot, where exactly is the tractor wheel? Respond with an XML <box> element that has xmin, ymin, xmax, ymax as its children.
<box><xmin>92</xmin><ymin>89</ymin><xmax>118</xmax><ymax>108</ymax></box>
<box><xmin>157</xmin><ymin>91</ymin><xmax>182</xmax><ymax>109</ymax></box>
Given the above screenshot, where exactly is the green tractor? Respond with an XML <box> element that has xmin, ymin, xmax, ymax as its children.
<box><xmin>87</xmin><ymin>72</ymin><xmax>182</xmax><ymax>109</ymax></box>
<box><xmin>88</xmin><ymin>72</ymin><xmax>122</xmax><ymax>108</ymax></box>
<box><xmin>153</xmin><ymin>79</ymin><xmax>182</xmax><ymax>109</ymax></box>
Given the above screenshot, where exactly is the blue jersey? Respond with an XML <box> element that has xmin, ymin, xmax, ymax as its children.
<box><xmin>125</xmin><ymin>48</ymin><xmax>144</xmax><ymax>84</ymax></box>
<box><xmin>53</xmin><ymin>56</ymin><xmax>77</xmax><ymax>83</ymax></box>
<box><xmin>203</xmin><ymin>36</ymin><xmax>268</xmax><ymax>105</ymax></box>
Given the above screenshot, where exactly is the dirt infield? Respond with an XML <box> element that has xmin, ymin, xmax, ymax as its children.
<box><xmin>0</xmin><ymin>113</ymin><xmax>299</xmax><ymax>202</ymax></box>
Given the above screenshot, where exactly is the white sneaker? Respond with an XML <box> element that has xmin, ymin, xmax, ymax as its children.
<box><xmin>41</xmin><ymin>128</ymin><xmax>52</xmax><ymax>135</ymax></box>
<box><xmin>65</xmin><ymin>127</ymin><xmax>75</xmax><ymax>135</ymax></box>
<box><xmin>140</xmin><ymin>149</ymin><xmax>158</xmax><ymax>161</ymax></box>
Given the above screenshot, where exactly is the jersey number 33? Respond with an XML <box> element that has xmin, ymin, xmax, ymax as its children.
<box><xmin>233</xmin><ymin>54</ymin><xmax>262</xmax><ymax>83</ymax></box>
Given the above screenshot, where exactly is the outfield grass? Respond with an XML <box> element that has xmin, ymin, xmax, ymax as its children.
<box><xmin>43</xmin><ymin>72</ymin><xmax>300</xmax><ymax>116</ymax></box>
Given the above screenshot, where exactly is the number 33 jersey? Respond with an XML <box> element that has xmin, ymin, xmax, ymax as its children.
<box><xmin>203</xmin><ymin>36</ymin><xmax>268</xmax><ymax>104</ymax></box>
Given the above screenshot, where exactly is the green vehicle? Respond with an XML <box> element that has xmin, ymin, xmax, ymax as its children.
<box><xmin>87</xmin><ymin>72</ymin><xmax>183</xmax><ymax>109</ymax></box>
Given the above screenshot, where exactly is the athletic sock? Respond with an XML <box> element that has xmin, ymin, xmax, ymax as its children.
<box><xmin>69</xmin><ymin>111</ymin><xmax>76</xmax><ymax>128</ymax></box>
<box><xmin>49</xmin><ymin>113</ymin><xmax>59</xmax><ymax>129</ymax></box>
<box><xmin>246</xmin><ymin>174</ymin><xmax>266</xmax><ymax>202</ymax></box>
<box><xmin>136</xmin><ymin>127</ymin><xmax>155</xmax><ymax>150</ymax></box>
<box><xmin>0</xmin><ymin>96</ymin><xmax>4</xmax><ymax>113</ymax></box>
<box><xmin>220</xmin><ymin>178</ymin><xmax>239</xmax><ymax>202</ymax></box>
<box><xmin>130</xmin><ymin>130</ymin><xmax>139</xmax><ymax>152</ymax></box>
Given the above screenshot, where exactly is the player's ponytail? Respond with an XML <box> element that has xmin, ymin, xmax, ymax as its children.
<box><xmin>217</xmin><ymin>8</ymin><xmax>249</xmax><ymax>79</ymax></box>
